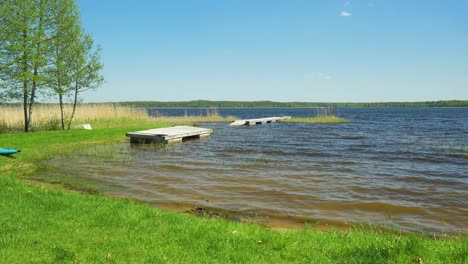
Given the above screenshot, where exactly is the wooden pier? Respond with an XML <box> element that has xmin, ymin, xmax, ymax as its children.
<box><xmin>229</xmin><ymin>116</ymin><xmax>291</xmax><ymax>126</ymax></box>
<box><xmin>126</xmin><ymin>126</ymin><xmax>212</xmax><ymax>143</ymax></box>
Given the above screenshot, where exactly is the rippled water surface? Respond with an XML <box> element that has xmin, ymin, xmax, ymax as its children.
<box><xmin>44</xmin><ymin>108</ymin><xmax>467</xmax><ymax>234</ymax></box>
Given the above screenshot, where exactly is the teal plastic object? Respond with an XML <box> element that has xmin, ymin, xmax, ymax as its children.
<box><xmin>0</xmin><ymin>148</ymin><xmax>21</xmax><ymax>155</ymax></box>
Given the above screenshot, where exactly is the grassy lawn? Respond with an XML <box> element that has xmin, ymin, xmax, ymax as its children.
<box><xmin>0</xmin><ymin>119</ymin><xmax>466</xmax><ymax>263</ymax></box>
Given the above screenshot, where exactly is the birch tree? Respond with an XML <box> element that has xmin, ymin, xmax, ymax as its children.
<box><xmin>48</xmin><ymin>0</ymin><xmax>103</xmax><ymax>130</ymax></box>
<box><xmin>0</xmin><ymin>0</ymin><xmax>103</xmax><ymax>131</ymax></box>
<box><xmin>67</xmin><ymin>33</ymin><xmax>104</xmax><ymax>129</ymax></box>
<box><xmin>0</xmin><ymin>0</ymin><xmax>55</xmax><ymax>131</ymax></box>
<box><xmin>47</xmin><ymin>0</ymin><xmax>80</xmax><ymax>130</ymax></box>
<box><xmin>0</xmin><ymin>0</ymin><xmax>37</xmax><ymax>131</ymax></box>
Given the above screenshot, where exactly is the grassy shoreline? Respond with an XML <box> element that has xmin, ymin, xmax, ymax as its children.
<box><xmin>0</xmin><ymin>116</ymin><xmax>466</xmax><ymax>262</ymax></box>
<box><xmin>1</xmin><ymin>104</ymin><xmax>349</xmax><ymax>133</ymax></box>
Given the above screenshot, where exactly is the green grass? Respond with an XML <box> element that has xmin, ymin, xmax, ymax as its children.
<box><xmin>0</xmin><ymin>118</ymin><xmax>169</xmax><ymax>177</ymax></box>
<box><xmin>280</xmin><ymin>116</ymin><xmax>349</xmax><ymax>124</ymax></box>
<box><xmin>1</xmin><ymin>119</ymin><xmax>466</xmax><ymax>263</ymax></box>
<box><xmin>1</xmin><ymin>176</ymin><xmax>466</xmax><ymax>263</ymax></box>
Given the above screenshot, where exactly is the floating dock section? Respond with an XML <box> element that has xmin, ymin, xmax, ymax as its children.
<box><xmin>126</xmin><ymin>126</ymin><xmax>212</xmax><ymax>143</ymax></box>
<box><xmin>229</xmin><ymin>116</ymin><xmax>291</xmax><ymax>126</ymax></box>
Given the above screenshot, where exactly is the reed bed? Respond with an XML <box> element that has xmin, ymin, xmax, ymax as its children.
<box><xmin>280</xmin><ymin>107</ymin><xmax>349</xmax><ymax>124</ymax></box>
<box><xmin>1</xmin><ymin>104</ymin><xmax>346</xmax><ymax>131</ymax></box>
<box><xmin>154</xmin><ymin>115</ymin><xmax>236</xmax><ymax>124</ymax></box>
<box><xmin>151</xmin><ymin>107</ymin><xmax>236</xmax><ymax>124</ymax></box>
<box><xmin>0</xmin><ymin>104</ymin><xmax>237</xmax><ymax>132</ymax></box>
<box><xmin>0</xmin><ymin>104</ymin><xmax>150</xmax><ymax>132</ymax></box>
<box><xmin>281</xmin><ymin>116</ymin><xmax>349</xmax><ymax>124</ymax></box>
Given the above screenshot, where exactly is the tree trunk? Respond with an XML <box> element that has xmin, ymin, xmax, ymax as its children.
<box><xmin>28</xmin><ymin>67</ymin><xmax>38</xmax><ymax>129</ymax></box>
<box><xmin>59</xmin><ymin>93</ymin><xmax>65</xmax><ymax>130</ymax></box>
<box><xmin>28</xmin><ymin>6</ymin><xmax>44</xmax><ymax>132</ymax></box>
<box><xmin>22</xmin><ymin>29</ymin><xmax>29</xmax><ymax>132</ymax></box>
<box><xmin>23</xmin><ymin>80</ymin><xmax>29</xmax><ymax>132</ymax></box>
<box><xmin>67</xmin><ymin>80</ymin><xmax>79</xmax><ymax>130</ymax></box>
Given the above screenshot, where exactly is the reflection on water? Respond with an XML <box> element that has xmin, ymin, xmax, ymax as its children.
<box><xmin>43</xmin><ymin>108</ymin><xmax>467</xmax><ymax>234</ymax></box>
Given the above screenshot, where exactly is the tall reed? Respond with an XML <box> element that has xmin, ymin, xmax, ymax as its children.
<box><xmin>0</xmin><ymin>104</ymin><xmax>236</xmax><ymax>132</ymax></box>
<box><xmin>152</xmin><ymin>107</ymin><xmax>236</xmax><ymax>124</ymax></box>
<box><xmin>314</xmin><ymin>107</ymin><xmax>337</xmax><ymax>118</ymax></box>
<box><xmin>280</xmin><ymin>107</ymin><xmax>348</xmax><ymax>124</ymax></box>
<box><xmin>0</xmin><ymin>104</ymin><xmax>150</xmax><ymax>132</ymax></box>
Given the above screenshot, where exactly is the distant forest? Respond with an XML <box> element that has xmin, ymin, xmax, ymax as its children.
<box><xmin>118</xmin><ymin>100</ymin><xmax>468</xmax><ymax>108</ymax></box>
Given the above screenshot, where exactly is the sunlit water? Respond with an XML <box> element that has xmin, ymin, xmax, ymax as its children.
<box><xmin>43</xmin><ymin>108</ymin><xmax>467</xmax><ymax>234</ymax></box>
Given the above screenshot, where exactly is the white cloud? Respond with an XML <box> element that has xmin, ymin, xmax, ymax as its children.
<box><xmin>340</xmin><ymin>11</ymin><xmax>352</xmax><ymax>17</ymax></box>
<box><xmin>316</xmin><ymin>72</ymin><xmax>332</xmax><ymax>80</ymax></box>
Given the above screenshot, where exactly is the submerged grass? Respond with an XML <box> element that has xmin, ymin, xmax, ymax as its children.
<box><xmin>281</xmin><ymin>116</ymin><xmax>349</xmax><ymax>124</ymax></box>
<box><xmin>0</xmin><ymin>118</ymin><xmax>466</xmax><ymax>263</ymax></box>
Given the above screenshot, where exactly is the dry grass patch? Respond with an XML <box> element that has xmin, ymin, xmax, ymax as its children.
<box><xmin>0</xmin><ymin>104</ymin><xmax>237</xmax><ymax>132</ymax></box>
<box><xmin>0</xmin><ymin>104</ymin><xmax>150</xmax><ymax>132</ymax></box>
<box><xmin>151</xmin><ymin>107</ymin><xmax>236</xmax><ymax>124</ymax></box>
<box><xmin>154</xmin><ymin>115</ymin><xmax>236</xmax><ymax>124</ymax></box>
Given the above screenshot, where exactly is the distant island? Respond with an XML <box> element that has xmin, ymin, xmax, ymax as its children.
<box><xmin>117</xmin><ymin>100</ymin><xmax>467</xmax><ymax>108</ymax></box>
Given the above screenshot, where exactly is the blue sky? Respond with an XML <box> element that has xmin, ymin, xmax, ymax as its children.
<box><xmin>78</xmin><ymin>0</ymin><xmax>468</xmax><ymax>102</ymax></box>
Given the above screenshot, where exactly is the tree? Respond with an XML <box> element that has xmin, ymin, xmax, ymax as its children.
<box><xmin>47</xmin><ymin>0</ymin><xmax>80</xmax><ymax>130</ymax></box>
<box><xmin>1</xmin><ymin>0</ymin><xmax>56</xmax><ymax>131</ymax></box>
<box><xmin>28</xmin><ymin>0</ymin><xmax>55</xmax><ymax>131</ymax></box>
<box><xmin>67</xmin><ymin>33</ymin><xmax>104</xmax><ymax>129</ymax></box>
<box><xmin>0</xmin><ymin>0</ymin><xmax>103</xmax><ymax>131</ymax></box>
<box><xmin>0</xmin><ymin>0</ymin><xmax>36</xmax><ymax>131</ymax></box>
<box><xmin>47</xmin><ymin>0</ymin><xmax>103</xmax><ymax>130</ymax></box>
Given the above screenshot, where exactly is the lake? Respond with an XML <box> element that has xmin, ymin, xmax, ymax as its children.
<box><xmin>44</xmin><ymin>108</ymin><xmax>467</xmax><ymax>234</ymax></box>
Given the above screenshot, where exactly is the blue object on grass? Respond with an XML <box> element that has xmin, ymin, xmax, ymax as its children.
<box><xmin>0</xmin><ymin>148</ymin><xmax>21</xmax><ymax>155</ymax></box>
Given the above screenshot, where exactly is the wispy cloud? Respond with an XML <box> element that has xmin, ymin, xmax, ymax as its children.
<box><xmin>339</xmin><ymin>11</ymin><xmax>352</xmax><ymax>17</ymax></box>
<box><xmin>316</xmin><ymin>72</ymin><xmax>332</xmax><ymax>80</ymax></box>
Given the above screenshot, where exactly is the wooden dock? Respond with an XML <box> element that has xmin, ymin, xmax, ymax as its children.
<box><xmin>229</xmin><ymin>116</ymin><xmax>291</xmax><ymax>126</ymax></box>
<box><xmin>126</xmin><ymin>126</ymin><xmax>212</xmax><ymax>143</ymax></box>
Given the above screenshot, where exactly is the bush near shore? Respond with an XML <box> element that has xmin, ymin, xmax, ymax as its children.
<box><xmin>0</xmin><ymin>118</ymin><xmax>466</xmax><ymax>263</ymax></box>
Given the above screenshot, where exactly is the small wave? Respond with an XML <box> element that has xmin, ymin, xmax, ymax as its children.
<box><xmin>341</xmin><ymin>136</ymin><xmax>369</xmax><ymax>140</ymax></box>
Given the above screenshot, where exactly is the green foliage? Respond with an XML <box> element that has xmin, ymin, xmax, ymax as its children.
<box><xmin>0</xmin><ymin>0</ymin><xmax>103</xmax><ymax>132</ymax></box>
<box><xmin>46</xmin><ymin>0</ymin><xmax>104</xmax><ymax>130</ymax></box>
<box><xmin>0</xmin><ymin>0</ymin><xmax>41</xmax><ymax>131</ymax></box>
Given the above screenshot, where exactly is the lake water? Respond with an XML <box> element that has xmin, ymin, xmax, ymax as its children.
<box><xmin>44</xmin><ymin>108</ymin><xmax>467</xmax><ymax>234</ymax></box>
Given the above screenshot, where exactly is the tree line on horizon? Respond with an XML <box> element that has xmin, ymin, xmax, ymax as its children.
<box><xmin>117</xmin><ymin>100</ymin><xmax>468</xmax><ymax>108</ymax></box>
<box><xmin>0</xmin><ymin>0</ymin><xmax>103</xmax><ymax>132</ymax></box>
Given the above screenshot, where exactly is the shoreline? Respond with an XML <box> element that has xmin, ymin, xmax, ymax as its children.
<box><xmin>1</xmin><ymin>117</ymin><xmax>466</xmax><ymax>262</ymax></box>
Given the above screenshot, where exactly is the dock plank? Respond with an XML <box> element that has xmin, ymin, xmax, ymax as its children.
<box><xmin>229</xmin><ymin>116</ymin><xmax>291</xmax><ymax>126</ymax></box>
<box><xmin>126</xmin><ymin>126</ymin><xmax>212</xmax><ymax>143</ymax></box>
